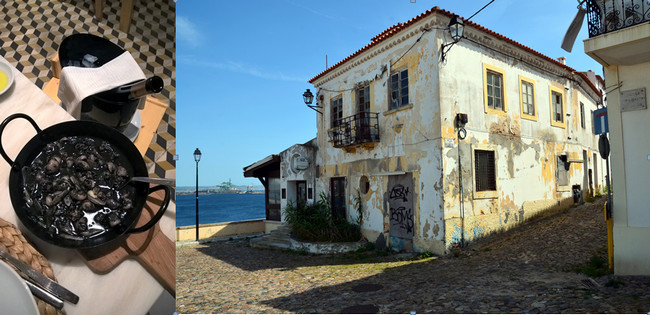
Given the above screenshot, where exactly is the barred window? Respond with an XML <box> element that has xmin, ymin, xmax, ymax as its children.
<box><xmin>475</xmin><ymin>150</ymin><xmax>496</xmax><ymax>191</ymax></box>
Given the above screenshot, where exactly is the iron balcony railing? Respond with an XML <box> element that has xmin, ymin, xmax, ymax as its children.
<box><xmin>327</xmin><ymin>112</ymin><xmax>380</xmax><ymax>148</ymax></box>
<box><xmin>586</xmin><ymin>0</ymin><xmax>650</xmax><ymax>37</ymax></box>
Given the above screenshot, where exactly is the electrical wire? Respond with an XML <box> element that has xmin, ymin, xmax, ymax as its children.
<box><xmin>317</xmin><ymin>26</ymin><xmax>446</xmax><ymax>94</ymax></box>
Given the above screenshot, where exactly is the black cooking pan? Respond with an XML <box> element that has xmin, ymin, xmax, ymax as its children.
<box><xmin>0</xmin><ymin>113</ymin><xmax>170</xmax><ymax>248</ymax></box>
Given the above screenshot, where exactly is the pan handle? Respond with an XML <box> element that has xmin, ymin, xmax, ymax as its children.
<box><xmin>127</xmin><ymin>184</ymin><xmax>171</xmax><ymax>234</ymax></box>
<box><xmin>0</xmin><ymin>113</ymin><xmax>43</xmax><ymax>166</ymax></box>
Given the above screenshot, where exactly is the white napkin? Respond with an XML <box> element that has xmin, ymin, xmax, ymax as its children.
<box><xmin>57</xmin><ymin>51</ymin><xmax>146</xmax><ymax>119</ymax></box>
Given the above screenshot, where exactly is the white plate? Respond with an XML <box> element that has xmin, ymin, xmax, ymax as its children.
<box><xmin>0</xmin><ymin>60</ymin><xmax>15</xmax><ymax>96</ymax></box>
<box><xmin>0</xmin><ymin>260</ymin><xmax>40</xmax><ymax>315</ymax></box>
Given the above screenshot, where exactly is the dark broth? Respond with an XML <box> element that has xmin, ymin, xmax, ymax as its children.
<box><xmin>22</xmin><ymin>136</ymin><xmax>136</xmax><ymax>240</ymax></box>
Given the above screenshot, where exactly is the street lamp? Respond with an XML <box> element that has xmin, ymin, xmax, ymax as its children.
<box><xmin>303</xmin><ymin>88</ymin><xmax>322</xmax><ymax>114</ymax></box>
<box><xmin>448</xmin><ymin>14</ymin><xmax>465</xmax><ymax>42</ymax></box>
<box><xmin>440</xmin><ymin>15</ymin><xmax>465</xmax><ymax>62</ymax></box>
<box><xmin>194</xmin><ymin>148</ymin><xmax>202</xmax><ymax>241</ymax></box>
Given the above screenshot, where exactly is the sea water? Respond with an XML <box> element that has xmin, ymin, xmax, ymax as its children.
<box><xmin>175</xmin><ymin>193</ymin><xmax>265</xmax><ymax>227</ymax></box>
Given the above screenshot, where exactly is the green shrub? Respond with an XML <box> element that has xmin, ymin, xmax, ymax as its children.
<box><xmin>283</xmin><ymin>192</ymin><xmax>362</xmax><ymax>243</ymax></box>
<box><xmin>574</xmin><ymin>255</ymin><xmax>610</xmax><ymax>277</ymax></box>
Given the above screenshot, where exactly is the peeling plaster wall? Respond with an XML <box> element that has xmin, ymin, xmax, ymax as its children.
<box><xmin>437</xmin><ymin>27</ymin><xmax>604</xmax><ymax>249</ymax></box>
<box><xmin>309</xmin><ymin>12</ymin><xmax>604</xmax><ymax>255</ymax></box>
<box><xmin>279</xmin><ymin>143</ymin><xmax>317</xmax><ymax>221</ymax></box>
<box><xmin>313</xmin><ymin>16</ymin><xmax>446</xmax><ymax>254</ymax></box>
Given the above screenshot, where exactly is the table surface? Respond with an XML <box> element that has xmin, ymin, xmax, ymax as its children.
<box><xmin>0</xmin><ymin>56</ymin><xmax>175</xmax><ymax>314</ymax></box>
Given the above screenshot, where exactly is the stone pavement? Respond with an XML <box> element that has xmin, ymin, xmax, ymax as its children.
<box><xmin>176</xmin><ymin>198</ymin><xmax>650</xmax><ymax>314</ymax></box>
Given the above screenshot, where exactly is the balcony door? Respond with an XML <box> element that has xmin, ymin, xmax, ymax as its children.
<box><xmin>356</xmin><ymin>85</ymin><xmax>371</xmax><ymax>141</ymax></box>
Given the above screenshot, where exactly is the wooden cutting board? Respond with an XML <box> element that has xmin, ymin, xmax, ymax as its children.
<box><xmin>78</xmin><ymin>188</ymin><xmax>175</xmax><ymax>296</ymax></box>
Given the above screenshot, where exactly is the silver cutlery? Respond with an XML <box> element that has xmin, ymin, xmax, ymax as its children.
<box><xmin>121</xmin><ymin>176</ymin><xmax>175</xmax><ymax>189</ymax></box>
<box><xmin>25</xmin><ymin>279</ymin><xmax>64</xmax><ymax>309</ymax></box>
<box><xmin>0</xmin><ymin>248</ymin><xmax>79</xmax><ymax>304</ymax></box>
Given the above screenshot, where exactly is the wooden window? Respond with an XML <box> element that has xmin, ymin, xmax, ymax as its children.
<box><xmin>486</xmin><ymin>71</ymin><xmax>504</xmax><ymax>111</ymax></box>
<box><xmin>549</xmin><ymin>86</ymin><xmax>566</xmax><ymax>128</ymax></box>
<box><xmin>483</xmin><ymin>64</ymin><xmax>507</xmax><ymax>115</ymax></box>
<box><xmin>475</xmin><ymin>150</ymin><xmax>496</xmax><ymax>192</ymax></box>
<box><xmin>389</xmin><ymin>69</ymin><xmax>409</xmax><ymax>110</ymax></box>
<box><xmin>552</xmin><ymin>92</ymin><xmax>563</xmax><ymax>122</ymax></box>
<box><xmin>330</xmin><ymin>96</ymin><xmax>343</xmax><ymax>128</ymax></box>
<box><xmin>580</xmin><ymin>102</ymin><xmax>586</xmax><ymax>129</ymax></box>
<box><xmin>357</xmin><ymin>84</ymin><xmax>370</xmax><ymax>113</ymax></box>
<box><xmin>519</xmin><ymin>76</ymin><xmax>536</xmax><ymax>121</ymax></box>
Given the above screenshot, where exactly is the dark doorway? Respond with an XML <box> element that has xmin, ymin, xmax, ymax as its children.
<box><xmin>267</xmin><ymin>177</ymin><xmax>281</xmax><ymax>221</ymax></box>
<box><xmin>330</xmin><ymin>177</ymin><xmax>346</xmax><ymax>220</ymax></box>
<box><xmin>296</xmin><ymin>181</ymin><xmax>307</xmax><ymax>205</ymax></box>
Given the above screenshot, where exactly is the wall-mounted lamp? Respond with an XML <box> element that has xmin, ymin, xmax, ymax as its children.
<box><xmin>448</xmin><ymin>15</ymin><xmax>465</xmax><ymax>42</ymax></box>
<box><xmin>303</xmin><ymin>88</ymin><xmax>322</xmax><ymax>114</ymax></box>
<box><xmin>440</xmin><ymin>15</ymin><xmax>465</xmax><ymax>63</ymax></box>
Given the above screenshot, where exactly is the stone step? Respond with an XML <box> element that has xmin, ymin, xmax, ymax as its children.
<box><xmin>270</xmin><ymin>230</ymin><xmax>291</xmax><ymax>238</ymax></box>
<box><xmin>266</xmin><ymin>235</ymin><xmax>291</xmax><ymax>244</ymax></box>
<box><xmin>250</xmin><ymin>236</ymin><xmax>291</xmax><ymax>250</ymax></box>
<box><xmin>272</xmin><ymin>225</ymin><xmax>292</xmax><ymax>233</ymax></box>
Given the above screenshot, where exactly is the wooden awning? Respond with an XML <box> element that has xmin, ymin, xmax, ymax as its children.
<box><xmin>243</xmin><ymin>154</ymin><xmax>280</xmax><ymax>178</ymax></box>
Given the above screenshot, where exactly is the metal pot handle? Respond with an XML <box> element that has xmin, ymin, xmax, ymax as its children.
<box><xmin>0</xmin><ymin>113</ymin><xmax>42</xmax><ymax>166</ymax></box>
<box><xmin>127</xmin><ymin>184</ymin><xmax>172</xmax><ymax>234</ymax></box>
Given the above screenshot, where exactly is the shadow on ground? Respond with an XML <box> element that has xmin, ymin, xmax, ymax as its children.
<box><xmin>179</xmin><ymin>198</ymin><xmax>650</xmax><ymax>313</ymax></box>
<box><xmin>253</xmin><ymin>199</ymin><xmax>649</xmax><ymax>313</ymax></box>
<box><xmin>193</xmin><ymin>237</ymin><xmax>411</xmax><ymax>272</ymax></box>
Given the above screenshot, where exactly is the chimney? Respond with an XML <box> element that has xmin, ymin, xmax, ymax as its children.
<box><xmin>557</xmin><ymin>57</ymin><xmax>566</xmax><ymax>65</ymax></box>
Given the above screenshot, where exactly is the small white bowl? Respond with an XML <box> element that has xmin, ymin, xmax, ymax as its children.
<box><xmin>0</xmin><ymin>59</ymin><xmax>16</xmax><ymax>96</ymax></box>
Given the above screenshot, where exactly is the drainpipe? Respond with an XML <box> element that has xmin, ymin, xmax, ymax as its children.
<box><xmin>455</xmin><ymin>114</ymin><xmax>468</xmax><ymax>248</ymax></box>
<box><xmin>458</xmin><ymin>136</ymin><xmax>465</xmax><ymax>248</ymax></box>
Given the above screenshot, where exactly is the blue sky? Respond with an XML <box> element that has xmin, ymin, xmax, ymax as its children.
<box><xmin>176</xmin><ymin>0</ymin><xmax>602</xmax><ymax>187</ymax></box>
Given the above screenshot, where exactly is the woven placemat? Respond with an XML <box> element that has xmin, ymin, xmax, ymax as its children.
<box><xmin>0</xmin><ymin>218</ymin><xmax>65</xmax><ymax>315</ymax></box>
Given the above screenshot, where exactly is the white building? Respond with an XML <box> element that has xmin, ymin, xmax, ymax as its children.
<box><xmin>248</xmin><ymin>6</ymin><xmax>606</xmax><ymax>254</ymax></box>
<box><xmin>584</xmin><ymin>0</ymin><xmax>650</xmax><ymax>275</ymax></box>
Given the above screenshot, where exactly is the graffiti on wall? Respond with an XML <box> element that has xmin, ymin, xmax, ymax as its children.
<box><xmin>388</xmin><ymin>175</ymin><xmax>414</xmax><ymax>239</ymax></box>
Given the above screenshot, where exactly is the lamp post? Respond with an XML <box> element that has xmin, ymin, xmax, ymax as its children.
<box><xmin>194</xmin><ymin>148</ymin><xmax>202</xmax><ymax>241</ymax></box>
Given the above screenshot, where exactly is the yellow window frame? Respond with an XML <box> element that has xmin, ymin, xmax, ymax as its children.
<box><xmin>482</xmin><ymin>63</ymin><xmax>507</xmax><ymax>116</ymax></box>
<box><xmin>549</xmin><ymin>85</ymin><xmax>566</xmax><ymax>128</ymax></box>
<box><xmin>518</xmin><ymin>75</ymin><xmax>537</xmax><ymax>121</ymax></box>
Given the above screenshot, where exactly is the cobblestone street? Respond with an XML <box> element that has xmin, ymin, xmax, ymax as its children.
<box><xmin>176</xmin><ymin>198</ymin><xmax>650</xmax><ymax>314</ymax></box>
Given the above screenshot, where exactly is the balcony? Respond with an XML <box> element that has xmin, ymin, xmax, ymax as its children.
<box><xmin>584</xmin><ymin>0</ymin><xmax>650</xmax><ymax>65</ymax></box>
<box><xmin>586</xmin><ymin>0</ymin><xmax>650</xmax><ymax>37</ymax></box>
<box><xmin>327</xmin><ymin>112</ymin><xmax>380</xmax><ymax>148</ymax></box>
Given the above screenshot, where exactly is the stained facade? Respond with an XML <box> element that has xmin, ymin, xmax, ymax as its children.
<box><xmin>250</xmin><ymin>7</ymin><xmax>606</xmax><ymax>254</ymax></box>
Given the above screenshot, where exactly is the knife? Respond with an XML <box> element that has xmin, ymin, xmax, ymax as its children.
<box><xmin>129</xmin><ymin>176</ymin><xmax>175</xmax><ymax>186</ymax></box>
<box><xmin>0</xmin><ymin>248</ymin><xmax>79</xmax><ymax>304</ymax></box>
<box><xmin>25</xmin><ymin>279</ymin><xmax>64</xmax><ymax>309</ymax></box>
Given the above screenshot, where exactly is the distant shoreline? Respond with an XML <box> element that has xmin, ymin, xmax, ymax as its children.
<box><xmin>176</xmin><ymin>191</ymin><xmax>264</xmax><ymax>196</ymax></box>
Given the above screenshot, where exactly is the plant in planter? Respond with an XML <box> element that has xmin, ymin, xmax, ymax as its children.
<box><xmin>283</xmin><ymin>192</ymin><xmax>362</xmax><ymax>243</ymax></box>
